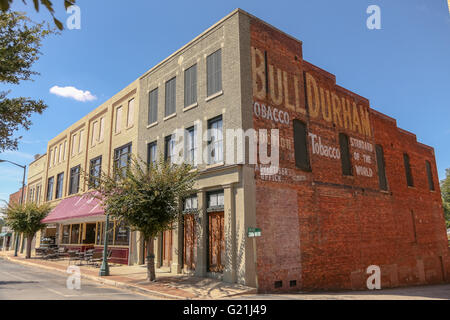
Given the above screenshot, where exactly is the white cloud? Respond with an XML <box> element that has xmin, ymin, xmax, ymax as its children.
<box><xmin>49</xmin><ymin>85</ymin><xmax>97</xmax><ymax>102</ymax></box>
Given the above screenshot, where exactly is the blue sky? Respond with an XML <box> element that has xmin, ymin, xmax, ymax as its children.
<box><xmin>0</xmin><ymin>0</ymin><xmax>449</xmax><ymax>202</ymax></box>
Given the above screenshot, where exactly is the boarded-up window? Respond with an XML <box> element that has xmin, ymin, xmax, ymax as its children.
<box><xmin>78</xmin><ymin>130</ymin><xmax>84</xmax><ymax>153</ymax></box>
<box><xmin>99</xmin><ymin>117</ymin><xmax>104</xmax><ymax>142</ymax></box>
<box><xmin>53</xmin><ymin>146</ymin><xmax>58</xmax><ymax>165</ymax></box>
<box><xmin>293</xmin><ymin>119</ymin><xmax>310</xmax><ymax>171</ymax></box>
<box><xmin>63</xmin><ymin>141</ymin><xmax>66</xmax><ymax>161</ymax></box>
<box><xmin>127</xmin><ymin>98</ymin><xmax>134</xmax><ymax>127</ymax></box>
<box><xmin>71</xmin><ymin>134</ymin><xmax>77</xmax><ymax>156</ymax></box>
<box><xmin>403</xmin><ymin>153</ymin><xmax>414</xmax><ymax>187</ymax></box>
<box><xmin>184</xmin><ymin>64</ymin><xmax>197</xmax><ymax>107</ymax></box>
<box><xmin>339</xmin><ymin>133</ymin><xmax>352</xmax><ymax>176</ymax></box>
<box><xmin>115</xmin><ymin>106</ymin><xmax>123</xmax><ymax>134</ymax></box>
<box><xmin>425</xmin><ymin>160</ymin><xmax>435</xmax><ymax>191</ymax></box>
<box><xmin>207</xmin><ymin>49</ymin><xmax>222</xmax><ymax>97</ymax></box>
<box><xmin>165</xmin><ymin>77</ymin><xmax>176</xmax><ymax>117</ymax></box>
<box><xmin>375</xmin><ymin>144</ymin><xmax>388</xmax><ymax>190</ymax></box>
<box><xmin>92</xmin><ymin>121</ymin><xmax>98</xmax><ymax>146</ymax></box>
<box><xmin>58</xmin><ymin>143</ymin><xmax>63</xmax><ymax>163</ymax></box>
<box><xmin>148</xmin><ymin>88</ymin><xmax>158</xmax><ymax>124</ymax></box>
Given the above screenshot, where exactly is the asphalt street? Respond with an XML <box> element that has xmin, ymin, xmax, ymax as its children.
<box><xmin>0</xmin><ymin>257</ymin><xmax>160</xmax><ymax>300</ymax></box>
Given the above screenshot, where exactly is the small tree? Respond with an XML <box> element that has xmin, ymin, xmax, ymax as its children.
<box><xmin>3</xmin><ymin>202</ymin><xmax>51</xmax><ymax>258</ymax></box>
<box><xmin>441</xmin><ymin>168</ymin><xmax>450</xmax><ymax>229</ymax></box>
<box><xmin>93</xmin><ymin>157</ymin><xmax>198</xmax><ymax>281</ymax></box>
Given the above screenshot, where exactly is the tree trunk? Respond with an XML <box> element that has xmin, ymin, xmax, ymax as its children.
<box><xmin>25</xmin><ymin>234</ymin><xmax>33</xmax><ymax>259</ymax></box>
<box><xmin>146</xmin><ymin>236</ymin><xmax>156</xmax><ymax>282</ymax></box>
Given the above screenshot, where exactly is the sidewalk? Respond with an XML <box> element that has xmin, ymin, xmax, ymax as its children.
<box><xmin>0</xmin><ymin>251</ymin><xmax>256</xmax><ymax>300</ymax></box>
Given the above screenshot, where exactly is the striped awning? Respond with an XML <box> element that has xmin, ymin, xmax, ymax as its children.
<box><xmin>42</xmin><ymin>193</ymin><xmax>104</xmax><ymax>223</ymax></box>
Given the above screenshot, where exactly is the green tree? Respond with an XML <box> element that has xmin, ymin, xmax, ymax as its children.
<box><xmin>0</xmin><ymin>0</ymin><xmax>75</xmax><ymax>30</ymax></box>
<box><xmin>93</xmin><ymin>157</ymin><xmax>198</xmax><ymax>281</ymax></box>
<box><xmin>441</xmin><ymin>168</ymin><xmax>450</xmax><ymax>229</ymax></box>
<box><xmin>0</xmin><ymin>11</ymin><xmax>54</xmax><ymax>151</ymax></box>
<box><xmin>3</xmin><ymin>202</ymin><xmax>51</xmax><ymax>258</ymax></box>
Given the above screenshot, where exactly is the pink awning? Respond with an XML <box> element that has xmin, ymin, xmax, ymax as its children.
<box><xmin>42</xmin><ymin>193</ymin><xmax>104</xmax><ymax>223</ymax></box>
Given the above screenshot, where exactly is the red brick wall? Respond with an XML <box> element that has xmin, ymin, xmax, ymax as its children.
<box><xmin>8</xmin><ymin>186</ymin><xmax>27</xmax><ymax>205</ymax></box>
<box><xmin>250</xmin><ymin>18</ymin><xmax>449</xmax><ymax>292</ymax></box>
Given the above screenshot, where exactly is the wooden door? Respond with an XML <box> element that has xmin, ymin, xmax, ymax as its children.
<box><xmin>162</xmin><ymin>229</ymin><xmax>172</xmax><ymax>267</ymax></box>
<box><xmin>208</xmin><ymin>212</ymin><xmax>225</xmax><ymax>273</ymax></box>
<box><xmin>183</xmin><ymin>214</ymin><xmax>197</xmax><ymax>271</ymax></box>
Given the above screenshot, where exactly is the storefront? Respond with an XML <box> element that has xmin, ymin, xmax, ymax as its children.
<box><xmin>42</xmin><ymin>194</ymin><xmax>131</xmax><ymax>264</ymax></box>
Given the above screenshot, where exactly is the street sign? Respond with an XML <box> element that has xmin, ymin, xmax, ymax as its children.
<box><xmin>248</xmin><ymin>227</ymin><xmax>262</xmax><ymax>238</ymax></box>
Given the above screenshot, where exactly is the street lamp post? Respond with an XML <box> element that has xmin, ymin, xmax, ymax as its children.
<box><xmin>99</xmin><ymin>213</ymin><xmax>110</xmax><ymax>276</ymax></box>
<box><xmin>0</xmin><ymin>159</ymin><xmax>26</xmax><ymax>257</ymax></box>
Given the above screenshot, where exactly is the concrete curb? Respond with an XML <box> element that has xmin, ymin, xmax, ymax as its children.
<box><xmin>2</xmin><ymin>255</ymin><xmax>185</xmax><ymax>300</ymax></box>
<box><xmin>1</xmin><ymin>254</ymin><xmax>257</xmax><ymax>299</ymax></box>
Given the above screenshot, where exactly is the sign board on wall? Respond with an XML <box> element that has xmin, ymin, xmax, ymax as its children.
<box><xmin>248</xmin><ymin>228</ymin><xmax>262</xmax><ymax>238</ymax></box>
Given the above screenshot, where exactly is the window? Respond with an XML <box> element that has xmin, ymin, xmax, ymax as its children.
<box><xmin>99</xmin><ymin>117</ymin><xmax>105</xmax><ymax>142</ymax></box>
<box><xmin>78</xmin><ymin>129</ymin><xmax>84</xmax><ymax>153</ymax></box>
<box><xmin>53</xmin><ymin>146</ymin><xmax>58</xmax><ymax>165</ymax></box>
<box><xmin>164</xmin><ymin>134</ymin><xmax>176</xmax><ymax>164</ymax></box>
<box><xmin>403</xmin><ymin>153</ymin><xmax>414</xmax><ymax>187</ymax></box>
<box><xmin>71</xmin><ymin>134</ymin><xmax>77</xmax><ymax>156</ymax></box>
<box><xmin>148</xmin><ymin>88</ymin><xmax>158</xmax><ymax>125</ymax></box>
<box><xmin>115</xmin><ymin>106</ymin><xmax>123</xmax><ymax>134</ymax></box>
<box><xmin>36</xmin><ymin>185</ymin><xmax>41</xmax><ymax>204</ymax></box>
<box><xmin>165</xmin><ymin>77</ymin><xmax>176</xmax><ymax>117</ymax></box>
<box><xmin>58</xmin><ymin>143</ymin><xmax>63</xmax><ymax>163</ymax></box>
<box><xmin>114</xmin><ymin>220</ymin><xmax>130</xmax><ymax>246</ymax></box>
<box><xmin>207</xmin><ymin>191</ymin><xmax>224</xmax><ymax>211</ymax></box>
<box><xmin>55</xmin><ymin>172</ymin><xmax>64</xmax><ymax>199</ymax></box>
<box><xmin>185</xmin><ymin>126</ymin><xmax>197</xmax><ymax>166</ymax></box>
<box><xmin>92</xmin><ymin>121</ymin><xmax>99</xmax><ymax>146</ymax></box>
<box><xmin>70</xmin><ymin>224</ymin><xmax>80</xmax><ymax>244</ymax></box>
<box><xmin>207</xmin><ymin>116</ymin><xmax>223</xmax><ymax>164</ymax></box>
<box><xmin>147</xmin><ymin>141</ymin><xmax>157</xmax><ymax>166</ymax></box>
<box><xmin>425</xmin><ymin>160</ymin><xmax>435</xmax><ymax>191</ymax></box>
<box><xmin>293</xmin><ymin>120</ymin><xmax>310</xmax><ymax>171</ymax></box>
<box><xmin>184</xmin><ymin>64</ymin><xmax>197</xmax><ymax>107</ymax></box>
<box><xmin>207</xmin><ymin>49</ymin><xmax>222</xmax><ymax>97</ymax></box>
<box><xmin>184</xmin><ymin>195</ymin><xmax>198</xmax><ymax>212</ymax></box>
<box><xmin>375</xmin><ymin>145</ymin><xmax>388</xmax><ymax>191</ymax></box>
<box><xmin>89</xmin><ymin>156</ymin><xmax>102</xmax><ymax>188</ymax></box>
<box><xmin>63</xmin><ymin>141</ymin><xmax>66</xmax><ymax>161</ymax></box>
<box><xmin>69</xmin><ymin>165</ymin><xmax>80</xmax><ymax>195</ymax></box>
<box><xmin>62</xmin><ymin>225</ymin><xmax>70</xmax><ymax>244</ymax></box>
<box><xmin>48</xmin><ymin>149</ymin><xmax>53</xmax><ymax>168</ymax></box>
<box><xmin>114</xmin><ymin>143</ymin><xmax>132</xmax><ymax>180</ymax></box>
<box><xmin>127</xmin><ymin>98</ymin><xmax>134</xmax><ymax>127</ymax></box>
<box><xmin>339</xmin><ymin>133</ymin><xmax>352</xmax><ymax>176</ymax></box>
<box><xmin>46</xmin><ymin>177</ymin><xmax>54</xmax><ymax>201</ymax></box>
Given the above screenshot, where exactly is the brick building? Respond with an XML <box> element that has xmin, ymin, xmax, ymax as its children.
<box><xmin>24</xmin><ymin>9</ymin><xmax>449</xmax><ymax>292</ymax></box>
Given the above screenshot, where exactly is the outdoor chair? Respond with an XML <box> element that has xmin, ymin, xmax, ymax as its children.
<box><xmin>90</xmin><ymin>249</ymin><xmax>112</xmax><ymax>267</ymax></box>
<box><xmin>67</xmin><ymin>250</ymin><xmax>82</xmax><ymax>265</ymax></box>
<box><xmin>80</xmin><ymin>249</ymin><xmax>95</xmax><ymax>265</ymax></box>
<box><xmin>43</xmin><ymin>248</ymin><xmax>59</xmax><ymax>260</ymax></box>
<box><xmin>55</xmin><ymin>247</ymin><xmax>68</xmax><ymax>259</ymax></box>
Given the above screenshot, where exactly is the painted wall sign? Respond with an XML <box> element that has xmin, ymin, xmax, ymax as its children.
<box><xmin>305</xmin><ymin>72</ymin><xmax>372</xmax><ymax>137</ymax></box>
<box><xmin>253</xmin><ymin>101</ymin><xmax>290</xmax><ymax>126</ymax></box>
<box><xmin>309</xmin><ymin>133</ymin><xmax>341</xmax><ymax>160</ymax></box>
<box><xmin>350</xmin><ymin>137</ymin><xmax>374</xmax><ymax>177</ymax></box>
<box><xmin>252</xmin><ymin>47</ymin><xmax>306</xmax><ymax>115</ymax></box>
